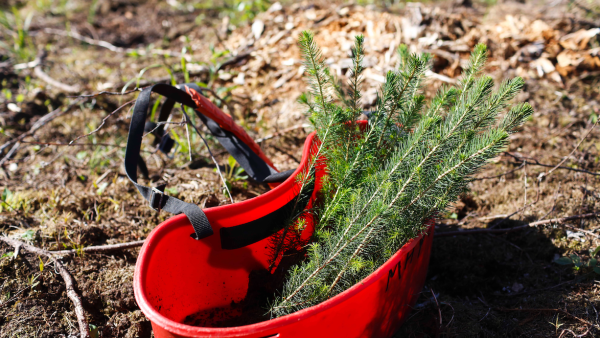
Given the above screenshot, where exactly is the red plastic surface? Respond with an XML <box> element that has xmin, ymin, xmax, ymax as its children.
<box><xmin>134</xmin><ymin>129</ymin><xmax>435</xmax><ymax>338</ymax></box>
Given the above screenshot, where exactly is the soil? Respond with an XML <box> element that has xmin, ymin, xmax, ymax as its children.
<box><xmin>183</xmin><ymin>251</ymin><xmax>305</xmax><ymax>327</ymax></box>
<box><xmin>1</xmin><ymin>0</ymin><xmax>600</xmax><ymax>337</ymax></box>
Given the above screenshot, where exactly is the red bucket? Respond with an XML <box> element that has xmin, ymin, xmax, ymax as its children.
<box><xmin>133</xmin><ymin>130</ymin><xmax>435</xmax><ymax>338</ymax></box>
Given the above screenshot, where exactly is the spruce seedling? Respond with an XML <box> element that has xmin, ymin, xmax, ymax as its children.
<box><xmin>268</xmin><ymin>32</ymin><xmax>532</xmax><ymax>318</ymax></box>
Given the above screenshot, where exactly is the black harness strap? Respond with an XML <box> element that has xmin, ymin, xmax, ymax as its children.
<box><xmin>220</xmin><ymin>180</ymin><xmax>314</xmax><ymax>249</ymax></box>
<box><xmin>126</xmin><ymin>85</ymin><xmax>214</xmax><ymax>240</ymax></box>
<box><xmin>125</xmin><ymin>84</ymin><xmax>306</xmax><ymax>247</ymax></box>
<box><xmin>160</xmin><ymin>84</ymin><xmax>277</xmax><ymax>182</ymax></box>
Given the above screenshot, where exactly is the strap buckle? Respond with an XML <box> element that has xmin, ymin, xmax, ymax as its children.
<box><xmin>150</xmin><ymin>187</ymin><xmax>165</xmax><ymax>212</ymax></box>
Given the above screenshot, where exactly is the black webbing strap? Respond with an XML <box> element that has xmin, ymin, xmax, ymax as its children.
<box><xmin>125</xmin><ymin>84</ymin><xmax>305</xmax><ymax>247</ymax></box>
<box><xmin>163</xmin><ymin>84</ymin><xmax>277</xmax><ymax>182</ymax></box>
<box><xmin>125</xmin><ymin>85</ymin><xmax>214</xmax><ymax>240</ymax></box>
<box><xmin>220</xmin><ymin>180</ymin><xmax>314</xmax><ymax>249</ymax></box>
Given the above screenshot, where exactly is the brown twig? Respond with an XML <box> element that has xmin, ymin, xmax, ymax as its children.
<box><xmin>68</xmin><ymin>88</ymin><xmax>141</xmax><ymax>98</ymax></box>
<box><xmin>539</xmin><ymin>182</ymin><xmax>562</xmax><ymax>221</ymax></box>
<box><xmin>435</xmin><ymin>212</ymin><xmax>600</xmax><ymax>237</ymax></box>
<box><xmin>563</xmin><ymin>224</ymin><xmax>600</xmax><ymax>239</ymax></box>
<box><xmin>34</xmin><ymin>65</ymin><xmax>80</xmax><ymax>93</ymax></box>
<box><xmin>0</xmin><ymin>99</ymin><xmax>82</xmax><ymax>165</ymax></box>
<box><xmin>256</xmin><ymin>124</ymin><xmax>309</xmax><ymax>143</ymax></box>
<box><xmin>44</xmin><ymin>28</ymin><xmax>189</xmax><ymax>60</ymax></box>
<box><xmin>472</xmin><ymin>161</ymin><xmax>526</xmax><ymax>180</ymax></box>
<box><xmin>20</xmin><ymin>140</ymin><xmax>127</xmax><ymax>148</ymax></box>
<box><xmin>488</xmin><ymin>179</ymin><xmax>541</xmax><ymax>230</ymax></box>
<box><xmin>559</xmin><ymin>327</ymin><xmax>591</xmax><ymax>338</ymax></box>
<box><xmin>69</xmin><ymin>99</ymin><xmax>136</xmax><ymax>144</ymax></box>
<box><xmin>51</xmin><ymin>240</ymin><xmax>146</xmax><ymax>256</ymax></box>
<box><xmin>504</xmin><ymin>153</ymin><xmax>600</xmax><ymax>177</ymax></box>
<box><xmin>143</xmin><ymin>121</ymin><xmax>186</xmax><ymax>138</ymax></box>
<box><xmin>422</xmin><ymin>49</ymin><xmax>459</xmax><ymax>63</ymax></box>
<box><xmin>0</xmin><ymin>236</ymin><xmax>91</xmax><ymax>338</ymax></box>
<box><xmin>0</xmin><ymin>142</ymin><xmax>20</xmax><ymax>167</ymax></box>
<box><xmin>495</xmin><ymin>307</ymin><xmax>597</xmax><ymax>328</ymax></box>
<box><xmin>540</xmin><ymin>119</ymin><xmax>599</xmax><ymax>180</ymax></box>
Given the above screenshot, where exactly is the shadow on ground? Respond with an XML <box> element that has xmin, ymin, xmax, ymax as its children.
<box><xmin>395</xmin><ymin>220</ymin><xmax>599</xmax><ymax>337</ymax></box>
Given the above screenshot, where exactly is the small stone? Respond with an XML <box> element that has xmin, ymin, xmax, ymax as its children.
<box><xmin>268</xmin><ymin>2</ymin><xmax>283</xmax><ymax>12</ymax></box>
<box><xmin>252</xmin><ymin>20</ymin><xmax>265</xmax><ymax>40</ymax></box>
<box><xmin>7</xmin><ymin>103</ymin><xmax>20</xmax><ymax>112</ymax></box>
<box><xmin>218</xmin><ymin>72</ymin><xmax>233</xmax><ymax>81</ymax></box>
<box><xmin>233</xmin><ymin>73</ymin><xmax>245</xmax><ymax>85</ymax></box>
<box><xmin>511</xmin><ymin>282</ymin><xmax>524</xmax><ymax>293</ymax></box>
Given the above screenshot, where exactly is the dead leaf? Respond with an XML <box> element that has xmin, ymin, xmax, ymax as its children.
<box><xmin>527</xmin><ymin>20</ymin><xmax>554</xmax><ymax>41</ymax></box>
<box><xmin>557</xmin><ymin>49</ymin><xmax>585</xmax><ymax>68</ymax></box>
<box><xmin>559</xmin><ymin>28</ymin><xmax>600</xmax><ymax>50</ymax></box>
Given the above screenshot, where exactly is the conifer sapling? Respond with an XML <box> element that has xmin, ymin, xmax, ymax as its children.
<box><xmin>267</xmin><ymin>31</ymin><xmax>533</xmax><ymax>318</ymax></box>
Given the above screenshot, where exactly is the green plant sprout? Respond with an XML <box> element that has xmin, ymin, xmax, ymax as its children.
<box><xmin>554</xmin><ymin>246</ymin><xmax>600</xmax><ymax>274</ymax></box>
<box><xmin>215</xmin><ymin>155</ymin><xmax>249</xmax><ymax>195</ymax></box>
<box><xmin>0</xmin><ymin>7</ymin><xmax>35</xmax><ymax>62</ymax></box>
<box><xmin>549</xmin><ymin>314</ymin><xmax>564</xmax><ymax>334</ymax></box>
<box><xmin>27</xmin><ymin>274</ymin><xmax>40</xmax><ymax>291</ymax></box>
<box><xmin>1</xmin><ymin>252</ymin><xmax>14</xmax><ymax>260</ymax></box>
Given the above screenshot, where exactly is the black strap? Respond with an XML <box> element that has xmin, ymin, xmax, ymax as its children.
<box><xmin>163</xmin><ymin>84</ymin><xmax>278</xmax><ymax>182</ymax></box>
<box><xmin>220</xmin><ymin>180</ymin><xmax>314</xmax><ymax>249</ymax></box>
<box><xmin>125</xmin><ymin>85</ymin><xmax>214</xmax><ymax>240</ymax></box>
<box><xmin>125</xmin><ymin>83</ymin><xmax>305</xmax><ymax>247</ymax></box>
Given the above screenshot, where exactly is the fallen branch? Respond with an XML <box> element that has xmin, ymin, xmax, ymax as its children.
<box><xmin>422</xmin><ymin>49</ymin><xmax>459</xmax><ymax>63</ymax></box>
<box><xmin>0</xmin><ymin>236</ymin><xmax>90</xmax><ymax>338</ymax></box>
<box><xmin>435</xmin><ymin>212</ymin><xmax>600</xmax><ymax>237</ymax></box>
<box><xmin>51</xmin><ymin>240</ymin><xmax>146</xmax><ymax>256</ymax></box>
<box><xmin>13</xmin><ymin>59</ymin><xmax>40</xmax><ymax>70</ymax></box>
<box><xmin>425</xmin><ymin>70</ymin><xmax>457</xmax><ymax>84</ymax></box>
<box><xmin>44</xmin><ymin>28</ymin><xmax>190</xmax><ymax>61</ymax></box>
<box><xmin>504</xmin><ymin>153</ymin><xmax>600</xmax><ymax>177</ymax></box>
<box><xmin>34</xmin><ymin>65</ymin><xmax>80</xmax><ymax>93</ymax></box>
<box><xmin>0</xmin><ymin>142</ymin><xmax>20</xmax><ymax>167</ymax></box>
<box><xmin>256</xmin><ymin>124</ymin><xmax>310</xmax><ymax>143</ymax></box>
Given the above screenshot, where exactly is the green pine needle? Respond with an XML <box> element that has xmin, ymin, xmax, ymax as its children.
<box><xmin>268</xmin><ymin>35</ymin><xmax>531</xmax><ymax>318</ymax></box>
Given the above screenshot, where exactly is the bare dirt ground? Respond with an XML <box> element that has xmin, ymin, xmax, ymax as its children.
<box><xmin>1</xmin><ymin>0</ymin><xmax>600</xmax><ymax>336</ymax></box>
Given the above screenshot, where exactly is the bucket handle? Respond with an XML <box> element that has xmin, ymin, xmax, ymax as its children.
<box><xmin>124</xmin><ymin>84</ymin><xmax>297</xmax><ymax>243</ymax></box>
